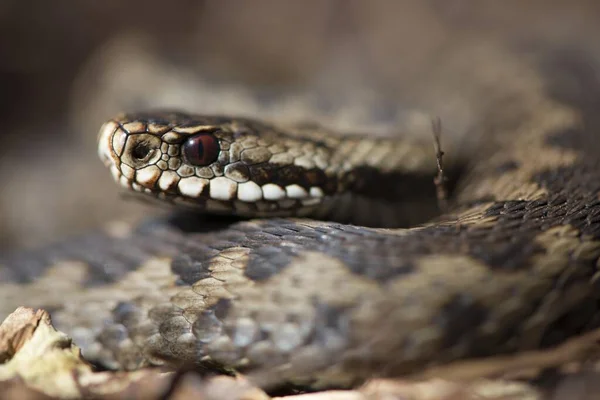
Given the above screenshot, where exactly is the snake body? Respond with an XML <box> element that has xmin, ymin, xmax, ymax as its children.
<box><xmin>2</xmin><ymin>96</ymin><xmax>600</xmax><ymax>389</ymax></box>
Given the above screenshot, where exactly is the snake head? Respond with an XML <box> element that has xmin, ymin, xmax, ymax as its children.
<box><xmin>98</xmin><ymin>111</ymin><xmax>340</xmax><ymax>217</ymax></box>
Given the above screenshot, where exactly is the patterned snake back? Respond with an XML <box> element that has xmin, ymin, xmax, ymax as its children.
<box><xmin>2</xmin><ymin>92</ymin><xmax>600</xmax><ymax>389</ymax></box>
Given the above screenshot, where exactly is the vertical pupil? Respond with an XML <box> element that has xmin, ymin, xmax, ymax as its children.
<box><xmin>183</xmin><ymin>133</ymin><xmax>220</xmax><ymax>166</ymax></box>
<box><xmin>196</xmin><ymin>139</ymin><xmax>204</xmax><ymax>161</ymax></box>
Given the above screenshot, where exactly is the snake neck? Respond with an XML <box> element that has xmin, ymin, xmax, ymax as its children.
<box><xmin>319</xmin><ymin>136</ymin><xmax>443</xmax><ymax>227</ymax></box>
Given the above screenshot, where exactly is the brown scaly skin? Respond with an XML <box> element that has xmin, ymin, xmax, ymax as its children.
<box><xmin>1</xmin><ymin>93</ymin><xmax>600</xmax><ymax>390</ymax></box>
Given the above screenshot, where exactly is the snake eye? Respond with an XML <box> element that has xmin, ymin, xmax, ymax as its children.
<box><xmin>183</xmin><ymin>133</ymin><xmax>220</xmax><ymax>166</ymax></box>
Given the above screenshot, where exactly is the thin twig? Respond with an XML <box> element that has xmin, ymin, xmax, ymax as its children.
<box><xmin>431</xmin><ymin>117</ymin><xmax>448</xmax><ymax>211</ymax></box>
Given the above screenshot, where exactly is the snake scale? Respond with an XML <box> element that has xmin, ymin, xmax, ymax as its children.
<box><xmin>2</xmin><ymin>91</ymin><xmax>600</xmax><ymax>390</ymax></box>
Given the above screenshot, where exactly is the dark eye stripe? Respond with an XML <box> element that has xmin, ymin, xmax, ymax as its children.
<box><xmin>183</xmin><ymin>134</ymin><xmax>220</xmax><ymax>166</ymax></box>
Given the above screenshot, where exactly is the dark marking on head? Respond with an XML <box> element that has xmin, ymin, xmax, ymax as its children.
<box><xmin>276</xmin><ymin>165</ymin><xmax>314</xmax><ymax>190</ymax></box>
<box><xmin>249</xmin><ymin>164</ymin><xmax>278</xmax><ymax>186</ymax></box>
<box><xmin>303</xmin><ymin>168</ymin><xmax>328</xmax><ymax>187</ymax></box>
<box><xmin>248</xmin><ymin>164</ymin><xmax>337</xmax><ymax>196</ymax></box>
<box><xmin>224</xmin><ymin>162</ymin><xmax>250</xmax><ymax>180</ymax></box>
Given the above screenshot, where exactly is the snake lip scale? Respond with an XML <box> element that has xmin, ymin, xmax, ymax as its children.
<box><xmin>3</xmin><ymin>103</ymin><xmax>600</xmax><ymax>389</ymax></box>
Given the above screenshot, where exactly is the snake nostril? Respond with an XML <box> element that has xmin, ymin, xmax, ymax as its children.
<box><xmin>132</xmin><ymin>143</ymin><xmax>151</xmax><ymax>160</ymax></box>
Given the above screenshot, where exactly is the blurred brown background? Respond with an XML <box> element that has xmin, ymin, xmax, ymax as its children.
<box><xmin>2</xmin><ymin>0</ymin><xmax>600</xmax><ymax>250</ymax></box>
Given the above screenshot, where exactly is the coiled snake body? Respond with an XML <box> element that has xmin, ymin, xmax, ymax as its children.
<box><xmin>2</xmin><ymin>97</ymin><xmax>600</xmax><ymax>389</ymax></box>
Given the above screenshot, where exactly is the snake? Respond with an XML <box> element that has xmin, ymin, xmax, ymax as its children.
<box><xmin>2</xmin><ymin>91</ymin><xmax>600</xmax><ymax>390</ymax></box>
